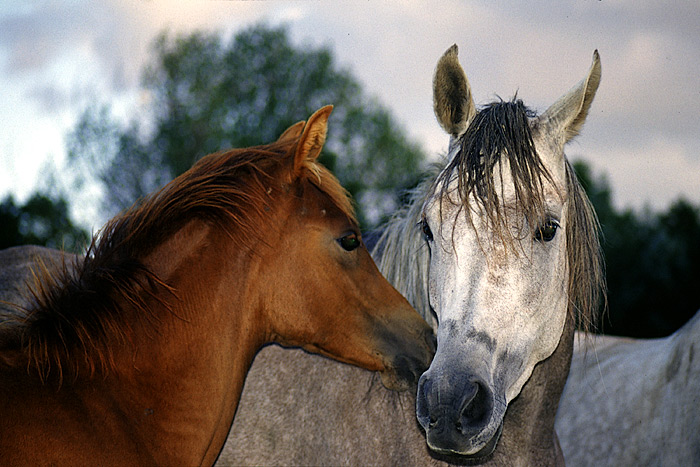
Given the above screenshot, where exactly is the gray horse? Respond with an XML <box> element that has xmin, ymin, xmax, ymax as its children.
<box><xmin>412</xmin><ymin>45</ymin><xmax>602</xmax><ymax>460</ymax></box>
<box><xmin>555</xmin><ymin>313</ymin><xmax>700</xmax><ymax>466</ymax></box>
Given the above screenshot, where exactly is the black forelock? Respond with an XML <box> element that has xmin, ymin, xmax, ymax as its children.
<box><xmin>434</xmin><ymin>99</ymin><xmax>555</xmax><ymax>245</ymax></box>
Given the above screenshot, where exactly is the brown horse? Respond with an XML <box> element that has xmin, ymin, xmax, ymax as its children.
<box><xmin>0</xmin><ymin>106</ymin><xmax>435</xmax><ymax>465</ymax></box>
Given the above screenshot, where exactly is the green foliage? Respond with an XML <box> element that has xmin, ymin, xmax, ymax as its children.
<box><xmin>0</xmin><ymin>194</ymin><xmax>89</xmax><ymax>253</ymax></box>
<box><xmin>67</xmin><ymin>24</ymin><xmax>426</xmax><ymax>228</ymax></box>
<box><xmin>574</xmin><ymin>160</ymin><xmax>700</xmax><ymax>337</ymax></box>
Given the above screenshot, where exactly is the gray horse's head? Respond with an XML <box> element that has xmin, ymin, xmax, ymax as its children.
<box><xmin>416</xmin><ymin>45</ymin><xmax>603</xmax><ymax>458</ymax></box>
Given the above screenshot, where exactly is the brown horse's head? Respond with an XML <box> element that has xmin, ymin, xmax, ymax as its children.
<box><xmin>250</xmin><ymin>106</ymin><xmax>434</xmax><ymax>390</ymax></box>
<box><xmin>9</xmin><ymin>107</ymin><xmax>432</xmax><ymax>397</ymax></box>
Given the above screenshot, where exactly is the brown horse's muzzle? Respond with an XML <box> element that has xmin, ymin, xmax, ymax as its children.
<box><xmin>375</xmin><ymin>314</ymin><xmax>436</xmax><ymax>391</ymax></box>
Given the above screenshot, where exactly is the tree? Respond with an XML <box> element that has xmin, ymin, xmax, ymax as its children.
<box><xmin>573</xmin><ymin>160</ymin><xmax>700</xmax><ymax>337</ymax></box>
<box><xmin>644</xmin><ymin>200</ymin><xmax>700</xmax><ymax>334</ymax></box>
<box><xmin>67</xmin><ymin>24</ymin><xmax>426</xmax><ymax>228</ymax></box>
<box><xmin>0</xmin><ymin>194</ymin><xmax>89</xmax><ymax>253</ymax></box>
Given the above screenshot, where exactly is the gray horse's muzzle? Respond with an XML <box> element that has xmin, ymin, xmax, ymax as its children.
<box><xmin>416</xmin><ymin>358</ymin><xmax>505</xmax><ymax>457</ymax></box>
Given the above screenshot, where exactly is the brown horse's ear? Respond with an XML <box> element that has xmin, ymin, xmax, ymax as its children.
<box><xmin>293</xmin><ymin>105</ymin><xmax>333</xmax><ymax>177</ymax></box>
<box><xmin>278</xmin><ymin>120</ymin><xmax>306</xmax><ymax>143</ymax></box>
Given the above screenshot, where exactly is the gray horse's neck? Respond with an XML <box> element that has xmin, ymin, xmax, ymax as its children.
<box><xmin>393</xmin><ymin>309</ymin><xmax>569</xmax><ymax>467</ymax></box>
<box><xmin>491</xmin><ymin>311</ymin><xmax>573</xmax><ymax>466</ymax></box>
<box><xmin>429</xmin><ymin>311</ymin><xmax>573</xmax><ymax>466</ymax></box>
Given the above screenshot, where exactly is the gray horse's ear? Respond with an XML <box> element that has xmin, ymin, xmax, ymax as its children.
<box><xmin>433</xmin><ymin>44</ymin><xmax>476</xmax><ymax>137</ymax></box>
<box><xmin>539</xmin><ymin>50</ymin><xmax>601</xmax><ymax>143</ymax></box>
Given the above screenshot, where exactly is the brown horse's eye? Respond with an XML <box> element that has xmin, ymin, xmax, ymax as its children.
<box><xmin>338</xmin><ymin>233</ymin><xmax>361</xmax><ymax>251</ymax></box>
<box><xmin>535</xmin><ymin>219</ymin><xmax>559</xmax><ymax>242</ymax></box>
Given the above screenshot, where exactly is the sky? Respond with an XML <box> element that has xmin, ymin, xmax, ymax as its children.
<box><xmin>1</xmin><ymin>0</ymin><xmax>699</xmax><ymax>230</ymax></box>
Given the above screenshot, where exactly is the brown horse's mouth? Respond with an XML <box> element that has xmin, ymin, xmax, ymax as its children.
<box><xmin>378</xmin><ymin>357</ymin><xmax>422</xmax><ymax>391</ymax></box>
<box><xmin>378</xmin><ymin>328</ymin><xmax>436</xmax><ymax>391</ymax></box>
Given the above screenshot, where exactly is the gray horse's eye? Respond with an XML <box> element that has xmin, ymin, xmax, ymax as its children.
<box><xmin>535</xmin><ymin>219</ymin><xmax>559</xmax><ymax>242</ymax></box>
<box><xmin>420</xmin><ymin>218</ymin><xmax>434</xmax><ymax>243</ymax></box>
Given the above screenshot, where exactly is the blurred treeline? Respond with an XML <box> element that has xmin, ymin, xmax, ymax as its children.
<box><xmin>574</xmin><ymin>163</ymin><xmax>700</xmax><ymax>337</ymax></box>
<box><xmin>1</xmin><ymin>24</ymin><xmax>698</xmax><ymax>338</ymax></box>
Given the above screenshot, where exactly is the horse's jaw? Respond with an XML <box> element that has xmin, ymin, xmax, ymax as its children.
<box><xmin>426</xmin><ymin>421</ymin><xmax>504</xmax><ymax>462</ymax></box>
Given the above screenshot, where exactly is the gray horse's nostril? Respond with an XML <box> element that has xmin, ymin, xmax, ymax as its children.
<box><xmin>458</xmin><ymin>380</ymin><xmax>492</xmax><ymax>434</ymax></box>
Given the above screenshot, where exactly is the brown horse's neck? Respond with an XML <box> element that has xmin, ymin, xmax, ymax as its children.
<box><xmin>2</xmin><ymin>221</ymin><xmax>268</xmax><ymax>465</ymax></box>
<box><xmin>488</xmin><ymin>311</ymin><xmax>574</xmax><ymax>466</ymax></box>
<box><xmin>118</xmin><ymin>220</ymin><xmax>268</xmax><ymax>465</ymax></box>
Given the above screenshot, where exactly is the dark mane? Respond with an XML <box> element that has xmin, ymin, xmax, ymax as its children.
<box><xmin>432</xmin><ymin>98</ymin><xmax>604</xmax><ymax>332</ymax></box>
<box><xmin>5</xmin><ymin>138</ymin><xmax>356</xmax><ymax>383</ymax></box>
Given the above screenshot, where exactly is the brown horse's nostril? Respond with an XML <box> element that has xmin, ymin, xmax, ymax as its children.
<box><xmin>393</xmin><ymin>353</ymin><xmax>424</xmax><ymax>385</ymax></box>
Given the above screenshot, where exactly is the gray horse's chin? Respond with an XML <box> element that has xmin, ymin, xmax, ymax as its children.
<box><xmin>428</xmin><ymin>421</ymin><xmax>504</xmax><ymax>462</ymax></box>
<box><xmin>463</xmin><ymin>421</ymin><xmax>503</xmax><ymax>459</ymax></box>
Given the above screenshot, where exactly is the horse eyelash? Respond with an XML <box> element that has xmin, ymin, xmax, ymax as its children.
<box><xmin>418</xmin><ymin>218</ymin><xmax>434</xmax><ymax>242</ymax></box>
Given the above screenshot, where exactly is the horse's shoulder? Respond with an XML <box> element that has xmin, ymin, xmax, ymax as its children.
<box><xmin>0</xmin><ymin>244</ymin><xmax>65</xmax><ymax>265</ymax></box>
<box><xmin>675</xmin><ymin>308</ymin><xmax>700</xmax><ymax>342</ymax></box>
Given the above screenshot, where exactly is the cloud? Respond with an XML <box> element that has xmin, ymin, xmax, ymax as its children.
<box><xmin>581</xmin><ymin>134</ymin><xmax>700</xmax><ymax>211</ymax></box>
<box><xmin>1</xmin><ymin>0</ymin><xmax>699</xmax><ymax>220</ymax></box>
<box><xmin>0</xmin><ymin>2</ymin><xmax>142</xmax><ymax>116</ymax></box>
